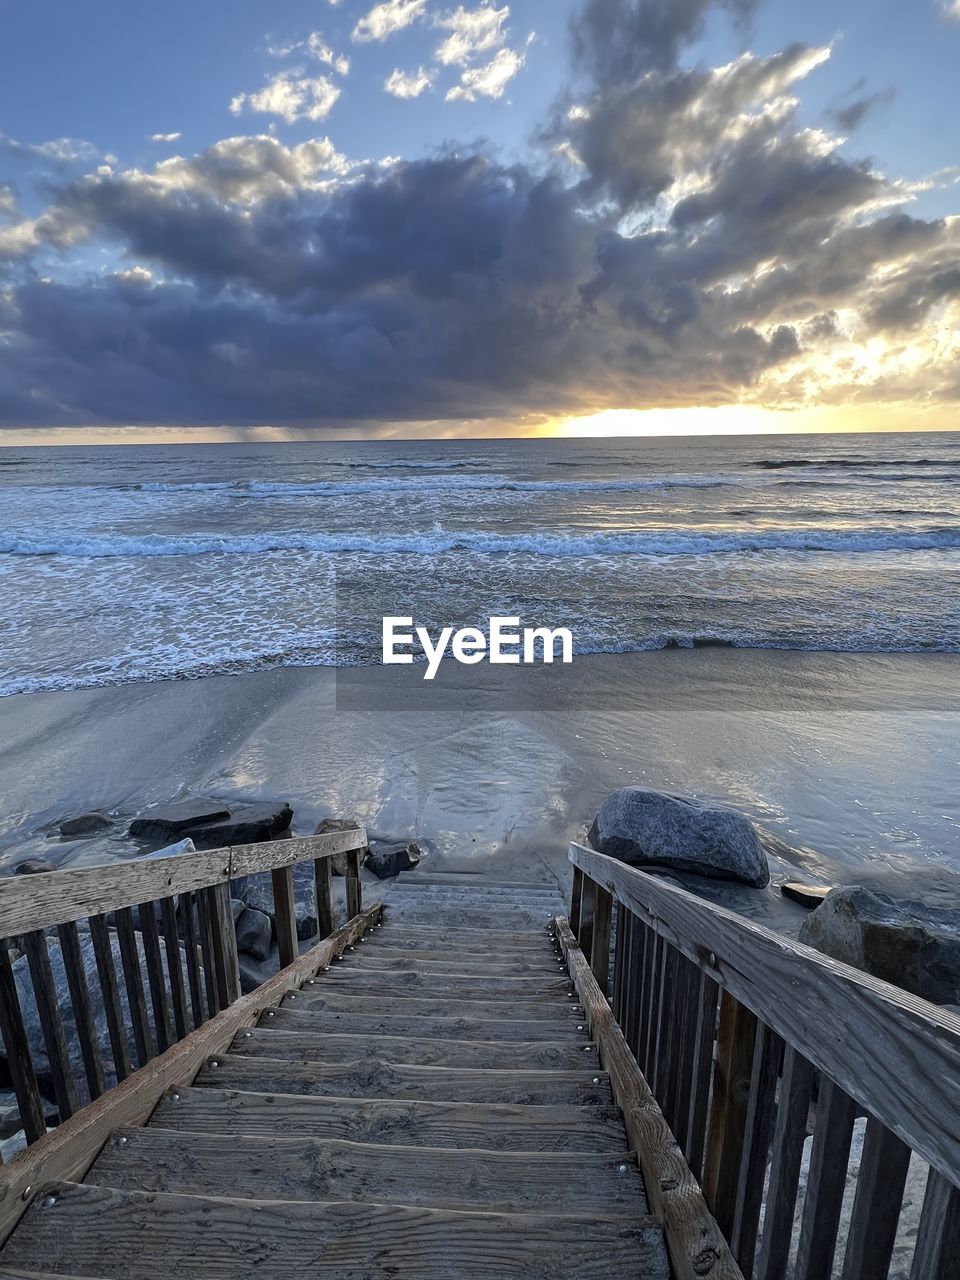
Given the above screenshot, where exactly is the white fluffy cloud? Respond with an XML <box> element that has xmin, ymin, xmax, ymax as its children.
<box><xmin>353</xmin><ymin>0</ymin><xmax>427</xmax><ymax>43</ymax></box>
<box><xmin>942</xmin><ymin>0</ymin><xmax>960</xmax><ymax>17</ymax></box>
<box><xmin>230</xmin><ymin>71</ymin><xmax>341</xmax><ymax>124</ymax></box>
<box><xmin>269</xmin><ymin>33</ymin><xmax>350</xmax><ymax>76</ymax></box>
<box><xmin>446</xmin><ymin>45</ymin><xmax>526</xmax><ymax>100</ymax></box>
<box><xmin>150</xmin><ymin>132</ymin><xmax>182</xmax><ymax>143</ymax></box>
<box><xmin>435</xmin><ymin>5</ymin><xmax>509</xmax><ymax>65</ymax></box>
<box><xmin>385</xmin><ymin>66</ymin><xmax>435</xmax><ymax>97</ymax></box>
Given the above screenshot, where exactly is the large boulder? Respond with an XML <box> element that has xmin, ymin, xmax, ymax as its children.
<box><xmin>235</xmin><ymin>906</ymin><xmax>271</xmax><ymax>960</ymax></box>
<box><xmin>187</xmin><ymin>802</ymin><xmax>293</xmax><ymax>849</ymax></box>
<box><xmin>129</xmin><ymin>799</ymin><xmax>230</xmax><ymax>840</ymax></box>
<box><xmin>799</xmin><ymin>887</ymin><xmax>960</xmax><ymax>1005</ymax></box>
<box><xmin>314</xmin><ymin>818</ymin><xmax>367</xmax><ymax>876</ymax></box>
<box><xmin>365</xmin><ymin>841</ymin><xmax>422</xmax><ymax>881</ymax></box>
<box><xmin>588</xmin><ymin>788</ymin><xmax>770</xmax><ymax>888</ymax></box>
<box><xmin>59</xmin><ymin>812</ymin><xmax>111</xmax><ymax>838</ymax></box>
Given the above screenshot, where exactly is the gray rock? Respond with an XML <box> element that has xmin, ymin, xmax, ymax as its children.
<box><xmin>59</xmin><ymin>812</ymin><xmax>111</xmax><ymax>838</ymax></box>
<box><xmin>13</xmin><ymin>858</ymin><xmax>56</xmax><ymax>876</ymax></box>
<box><xmin>235</xmin><ymin>907</ymin><xmax>271</xmax><ymax>961</ymax></box>
<box><xmin>129</xmin><ymin>798</ymin><xmax>230</xmax><ymax>840</ymax></box>
<box><xmin>588</xmin><ymin>788</ymin><xmax>770</xmax><ymax>888</ymax></box>
<box><xmin>186</xmin><ymin>802</ymin><xmax>293</xmax><ymax>849</ymax></box>
<box><xmin>230</xmin><ymin>861</ymin><xmax>316</xmax><ymax>931</ymax></box>
<box><xmin>296</xmin><ymin>901</ymin><xmax>319</xmax><ymax>941</ymax></box>
<box><xmin>799</xmin><ymin>886</ymin><xmax>960</xmax><ymax>1005</ymax></box>
<box><xmin>137</xmin><ymin>838</ymin><xmax>195</xmax><ymax>861</ymax></box>
<box><xmin>365</xmin><ymin>841</ymin><xmax>422</xmax><ymax>881</ymax></box>
<box><xmin>315</xmin><ymin>818</ymin><xmax>366</xmax><ymax>876</ymax></box>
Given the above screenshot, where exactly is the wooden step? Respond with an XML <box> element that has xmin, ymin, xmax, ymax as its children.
<box><xmin>342</xmin><ymin>949</ymin><xmax>565</xmax><ymax>976</ymax></box>
<box><xmin>385</xmin><ymin>877</ymin><xmax>560</xmax><ymax>891</ymax></box>
<box><xmin>193</xmin><ymin>1054</ymin><xmax>613</xmax><ymax>1106</ymax></box>
<box><xmin>151</xmin><ymin>1087</ymin><xmax>630</xmax><ymax>1152</ymax></box>
<box><xmin>379</xmin><ymin>924</ymin><xmax>556</xmax><ymax>947</ymax></box>
<box><xmin>383</xmin><ymin>912</ymin><xmax>556</xmax><ymax>930</ymax></box>
<box><xmin>230</xmin><ymin>1027</ymin><xmax>599</xmax><ymax>1071</ymax></box>
<box><xmin>278</xmin><ymin>991</ymin><xmax>582</xmax><ymax>1026</ymax></box>
<box><xmin>316</xmin><ymin>970</ymin><xmax>573</xmax><ymax>999</ymax></box>
<box><xmin>265</xmin><ymin>1003</ymin><xmax>584</xmax><ymax>1042</ymax></box>
<box><xmin>89</xmin><ymin>1130</ymin><xmax>647</xmax><ymax>1216</ymax></box>
<box><xmin>3</xmin><ymin>1182</ymin><xmax>669</xmax><ymax>1279</ymax></box>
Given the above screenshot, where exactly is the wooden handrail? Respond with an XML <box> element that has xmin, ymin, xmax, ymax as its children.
<box><xmin>569</xmin><ymin>841</ymin><xmax>960</xmax><ymax>1184</ymax></box>
<box><xmin>0</xmin><ymin>830</ymin><xmax>366</xmax><ymax>937</ymax></box>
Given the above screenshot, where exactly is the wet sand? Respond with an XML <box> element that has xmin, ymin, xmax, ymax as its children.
<box><xmin>1</xmin><ymin>650</ymin><xmax>958</xmax><ymax>934</ymax></box>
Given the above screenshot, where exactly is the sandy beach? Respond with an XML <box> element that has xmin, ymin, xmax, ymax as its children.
<box><xmin>2</xmin><ymin>648</ymin><xmax>958</xmax><ymax>933</ymax></box>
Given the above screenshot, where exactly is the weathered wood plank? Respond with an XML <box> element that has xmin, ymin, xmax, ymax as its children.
<box><xmin>194</xmin><ymin>1053</ymin><xmax>613</xmax><ymax>1106</ymax></box>
<box><xmin>555</xmin><ymin>916</ymin><xmax>743</xmax><ymax>1280</ymax></box>
<box><xmin>87</xmin><ymin>914</ymin><xmax>133</xmax><ymax>1083</ymax></box>
<box><xmin>89</xmin><ymin>1130</ymin><xmax>648</xmax><ymax>1216</ymax></box>
<box><xmin>345</xmin><ymin>848</ymin><xmax>362</xmax><ymax>919</ymax></box>
<box><xmin>2</xmin><ymin>1181</ymin><xmax>669</xmax><ymax>1280</ymax></box>
<box><xmin>0</xmin><ymin>831</ymin><xmax>366</xmax><ymax>938</ymax></box>
<box><xmin>55</xmin><ymin>921</ymin><xmax>107</xmax><ymax>1101</ymax></box>
<box><xmin>271</xmin><ymin>865</ymin><xmax>298</xmax><ymax>969</ymax></box>
<box><xmin>590</xmin><ymin>884</ymin><xmax>613</xmax><ymax>992</ymax></box>
<box><xmin>840</xmin><ymin>1115</ymin><xmax>910</xmax><ymax>1280</ymax></box>
<box><xmin>755</xmin><ymin>1045</ymin><xmax>816</xmax><ymax>1280</ymax></box>
<box><xmin>231</xmin><ymin>1026</ymin><xmax>598</xmax><ymax>1071</ymax></box>
<box><xmin>685</xmin><ymin>971</ymin><xmax>719</xmax><ymax>1183</ymax></box>
<box><xmin>153</xmin><ymin>1087</ymin><xmax>630</xmax><ymax>1152</ymax></box>
<box><xmin>318</xmin><ymin>969</ymin><xmax>572</xmax><ymax>999</ymax></box>
<box><xmin>570</xmin><ymin>864</ymin><xmax>584</xmax><ymax>934</ymax></box>
<box><xmin>178</xmin><ymin>892</ymin><xmax>205</xmax><ymax>1029</ymax></box>
<box><xmin>0</xmin><ymin>946</ymin><xmax>46</xmax><ymax>1144</ymax></box>
<box><xmin>376</xmin><ymin>925</ymin><xmax>551</xmax><ymax>952</ymax></box>
<box><xmin>703</xmin><ymin>993</ymin><xmax>757</xmax><ymax>1237</ymax></box>
<box><xmin>137</xmin><ymin>903</ymin><xmax>172</xmax><ymax>1054</ymax></box>
<box><xmin>194</xmin><ymin>887</ymin><xmax>219</xmax><ymax>1017</ymax></box>
<box><xmin>314</xmin><ymin>856</ymin><xmax>335</xmax><ymax>939</ymax></box>
<box><xmin>794</xmin><ymin>1076</ymin><xmax>857</xmax><ymax>1280</ymax></box>
<box><xmin>113</xmin><ymin>907</ymin><xmax>153</xmax><ymax>1069</ymax></box>
<box><xmin>158</xmin><ymin>897</ymin><xmax>189</xmax><ymax>1041</ymax></box>
<box><xmin>20</xmin><ymin>932</ymin><xmax>79</xmax><ymax>1122</ymax></box>
<box><xmin>205</xmin><ymin>883</ymin><xmax>241</xmax><ymax>1008</ymax></box>
<box><xmin>285</xmin><ymin>987</ymin><xmax>580</xmax><ymax>1023</ymax></box>
<box><xmin>731</xmin><ymin>1024</ymin><xmax>782</xmax><ymax>1276</ymax></box>
<box><xmin>569</xmin><ymin>843</ymin><xmax>960</xmax><ymax>1186</ymax></box>
<box><xmin>0</xmin><ymin>904</ymin><xmax>383</xmax><ymax>1248</ymax></box>
<box><xmin>344</xmin><ymin>948</ymin><xmax>560</xmax><ymax>975</ymax></box>
<box><xmin>910</xmin><ymin>1168</ymin><xmax>960</xmax><ymax>1280</ymax></box>
<box><xmin>269</xmin><ymin>1001</ymin><xmax>581</xmax><ymax>1042</ymax></box>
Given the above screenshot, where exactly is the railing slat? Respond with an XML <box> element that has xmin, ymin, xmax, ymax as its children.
<box><xmin>840</xmin><ymin>1115</ymin><xmax>910</xmax><ymax>1280</ymax></box>
<box><xmin>569</xmin><ymin>864</ymin><xmax>584</xmax><ymax>935</ymax></box>
<box><xmin>639</xmin><ymin>931</ymin><xmax>661</xmax><ymax>1077</ymax></box>
<box><xmin>611</xmin><ymin>903</ymin><xmax>626</xmax><ymax>1022</ymax></box>
<box><xmin>179</xmin><ymin>891</ymin><xmax>205</xmax><ymax>1028</ymax></box>
<box><xmin>272</xmin><ymin>865</ymin><xmax>298</xmax><ymax>970</ymax></box>
<box><xmin>21</xmin><ymin>931</ymin><xmax>80</xmax><ymax>1121</ymax></box>
<box><xmin>195</xmin><ymin>889</ymin><xmax>220</xmax><ymax>1017</ymax></box>
<box><xmin>0</xmin><ymin>943</ymin><xmax>47</xmax><ymax>1143</ymax></box>
<box><xmin>55</xmin><ymin>921</ymin><xmax>107</xmax><ymax>1101</ymax></box>
<box><xmin>137</xmin><ymin>903</ymin><xmax>172</xmax><ymax>1054</ymax></box>
<box><xmin>704</xmin><ymin>991</ymin><xmax>758</xmax><ymax>1239</ymax></box>
<box><xmin>756</xmin><ymin>1045</ymin><xmax>816</xmax><ymax>1280</ymax></box>
<box><xmin>205</xmin><ymin>883</ymin><xmax>241</xmax><ymax>1008</ymax></box>
<box><xmin>113</xmin><ymin>906</ymin><xmax>154</xmax><ymax>1068</ymax></box>
<box><xmin>159</xmin><ymin>897</ymin><xmax>189</xmax><ymax>1041</ymax></box>
<box><xmin>589</xmin><ymin>884</ymin><xmax>612</xmax><ymax>992</ymax></box>
<box><xmin>685</xmin><ymin>970</ymin><xmax>719</xmax><ymax>1182</ymax></box>
<box><xmin>794</xmin><ymin>1075</ymin><xmax>857</xmax><ymax>1280</ymax></box>
<box><xmin>910</xmin><ymin>1168</ymin><xmax>960</xmax><ymax>1280</ymax></box>
<box><xmin>345</xmin><ymin>849</ymin><xmax>363</xmax><ymax>920</ymax></box>
<box><xmin>87</xmin><ymin>914</ymin><xmax>132</xmax><ymax>1082</ymax></box>
<box><xmin>731</xmin><ymin>1023</ymin><xmax>783</xmax><ymax>1275</ymax></box>
<box><xmin>314</xmin><ymin>857</ymin><xmax>334</xmax><ymax>940</ymax></box>
<box><xmin>656</xmin><ymin>943</ymin><xmax>682</xmax><ymax>1122</ymax></box>
<box><xmin>670</xmin><ymin>953</ymin><xmax>702</xmax><ymax>1159</ymax></box>
<box><xmin>623</xmin><ymin>915</ymin><xmax>645</xmax><ymax>1055</ymax></box>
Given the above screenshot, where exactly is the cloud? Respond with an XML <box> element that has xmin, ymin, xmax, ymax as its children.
<box><xmin>826</xmin><ymin>84</ymin><xmax>894</xmax><ymax>133</ymax></box>
<box><xmin>942</xmin><ymin>0</ymin><xmax>960</xmax><ymax>18</ymax></box>
<box><xmin>385</xmin><ymin>66</ymin><xmax>435</xmax><ymax>97</ymax></box>
<box><xmin>268</xmin><ymin>33</ymin><xmax>350</xmax><ymax>76</ymax></box>
<box><xmin>352</xmin><ymin>0</ymin><xmax>427</xmax><ymax>43</ymax></box>
<box><xmin>230</xmin><ymin>71</ymin><xmax>341</xmax><ymax>124</ymax></box>
<box><xmin>0</xmin><ymin>134</ymin><xmax>104</xmax><ymax>166</ymax></box>
<box><xmin>446</xmin><ymin>46</ymin><xmax>526</xmax><ymax>100</ymax></box>
<box><xmin>435</xmin><ymin>5</ymin><xmax>509</xmax><ymax>65</ymax></box>
<box><xmin>1</xmin><ymin>0</ymin><xmax>958</xmax><ymax>426</ymax></box>
<box><xmin>150</xmin><ymin>132</ymin><xmax>182</xmax><ymax>143</ymax></box>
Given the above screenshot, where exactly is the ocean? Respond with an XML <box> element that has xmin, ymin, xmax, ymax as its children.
<box><xmin>1</xmin><ymin>430</ymin><xmax>959</xmax><ymax>697</ymax></box>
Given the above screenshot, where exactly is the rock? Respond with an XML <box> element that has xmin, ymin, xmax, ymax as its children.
<box><xmin>13</xmin><ymin>858</ymin><xmax>56</xmax><ymax>875</ymax></box>
<box><xmin>59</xmin><ymin>812</ymin><xmax>111</xmax><ymax>838</ymax></box>
<box><xmin>185</xmin><ymin>802</ymin><xmax>294</xmax><ymax>850</ymax></box>
<box><xmin>137</xmin><ymin>838</ymin><xmax>196</xmax><ymax>861</ymax></box>
<box><xmin>230</xmin><ymin>861</ymin><xmax>316</xmax><ymax>932</ymax></box>
<box><xmin>365</xmin><ymin>841</ymin><xmax>422</xmax><ymax>881</ymax></box>
<box><xmin>129</xmin><ymin>798</ymin><xmax>230</xmax><ymax>840</ymax></box>
<box><xmin>314</xmin><ymin>818</ymin><xmax>366</xmax><ymax>876</ymax></box>
<box><xmin>231</xmin><ymin>898</ymin><xmax>245</xmax><ymax>923</ymax></box>
<box><xmin>782</xmin><ymin>882</ymin><xmax>832</xmax><ymax>910</ymax></box>
<box><xmin>799</xmin><ymin>887</ymin><xmax>960</xmax><ymax>1005</ymax></box>
<box><xmin>296</xmin><ymin>901</ymin><xmax>319</xmax><ymax>941</ymax></box>
<box><xmin>235</xmin><ymin>907</ymin><xmax>271</xmax><ymax>961</ymax></box>
<box><xmin>588</xmin><ymin>788</ymin><xmax>770</xmax><ymax>888</ymax></box>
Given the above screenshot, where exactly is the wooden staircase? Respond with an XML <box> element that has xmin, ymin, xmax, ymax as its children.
<box><xmin>0</xmin><ymin>882</ymin><xmax>671</xmax><ymax>1278</ymax></box>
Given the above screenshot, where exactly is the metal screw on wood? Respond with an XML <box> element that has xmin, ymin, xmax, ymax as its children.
<box><xmin>708</xmin><ymin>951</ymin><xmax>718</xmax><ymax>968</ymax></box>
<box><xmin>617</xmin><ymin>1164</ymin><xmax>629</xmax><ymax>1174</ymax></box>
<box><xmin>118</xmin><ymin>1136</ymin><xmax>128</xmax><ymax>1146</ymax></box>
<box><xmin>267</xmin><ymin>1010</ymin><xmax>275</xmax><ymax>1017</ymax></box>
<box><xmin>289</xmin><ymin>994</ymin><xmax>297</xmax><ymax>999</ymax></box>
<box><xmin>171</xmin><ymin>1092</ymin><xmax>180</xmax><ymax>1101</ymax></box>
<box><xmin>577</xmin><ymin>1025</ymin><xmax>586</xmax><ymax>1031</ymax></box>
<box><xmin>243</xmin><ymin>1030</ymin><xmax>252</xmax><ymax>1038</ymax></box>
<box><xmin>41</xmin><ymin>1195</ymin><xmax>57</xmax><ymax>1209</ymax></box>
<box><xmin>210</xmin><ymin>1059</ymin><xmax>219</xmax><ymax>1067</ymax></box>
<box><xmin>21</xmin><ymin>1187</ymin><xmax>32</xmax><ymax>1201</ymax></box>
<box><xmin>592</xmin><ymin>1077</ymin><xmax>601</xmax><ymax>1085</ymax></box>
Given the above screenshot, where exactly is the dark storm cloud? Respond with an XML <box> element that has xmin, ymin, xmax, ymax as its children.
<box><xmin>0</xmin><ymin>0</ymin><xmax>957</xmax><ymax>426</ymax></box>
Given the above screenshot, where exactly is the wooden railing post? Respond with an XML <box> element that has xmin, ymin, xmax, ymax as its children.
<box><xmin>569</xmin><ymin>865</ymin><xmax>584</xmax><ymax>934</ymax></box>
<box><xmin>703</xmin><ymin>990</ymin><xmax>757</xmax><ymax>1238</ymax></box>
<box><xmin>589</xmin><ymin>884</ymin><xmax>613</xmax><ymax>991</ymax></box>
<box><xmin>0</xmin><ymin>944</ymin><xmax>47</xmax><ymax>1143</ymax></box>
<box><xmin>272</xmin><ymin>865</ymin><xmax>298</xmax><ymax>969</ymax></box>
<box><xmin>205</xmin><ymin>883</ymin><xmax>241</xmax><ymax>1008</ymax></box>
<box><xmin>345</xmin><ymin>849</ymin><xmax>362</xmax><ymax>920</ymax></box>
<box><xmin>910</xmin><ymin>1169</ymin><xmax>960</xmax><ymax>1280</ymax></box>
<box><xmin>314</xmin><ymin>857</ymin><xmax>335</xmax><ymax>939</ymax></box>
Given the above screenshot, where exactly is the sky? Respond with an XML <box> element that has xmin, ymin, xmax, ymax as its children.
<box><xmin>0</xmin><ymin>0</ymin><xmax>959</xmax><ymax>441</ymax></box>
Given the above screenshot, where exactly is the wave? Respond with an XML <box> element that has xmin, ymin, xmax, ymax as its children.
<box><xmin>132</xmin><ymin>474</ymin><xmax>735</xmax><ymax>497</ymax></box>
<box><xmin>4</xmin><ymin>524</ymin><xmax>960</xmax><ymax>560</ymax></box>
<box><xmin>755</xmin><ymin>457</ymin><xmax>959</xmax><ymax>470</ymax></box>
